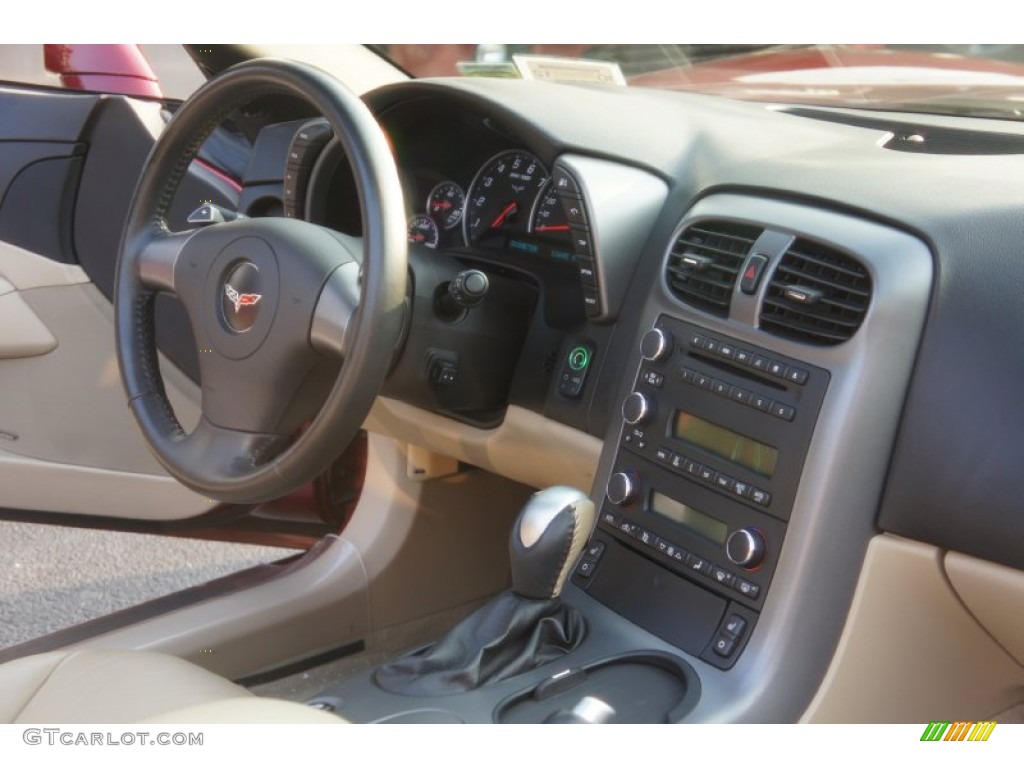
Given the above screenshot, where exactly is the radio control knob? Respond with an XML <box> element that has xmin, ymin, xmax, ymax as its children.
<box><xmin>606</xmin><ymin>472</ymin><xmax>637</xmax><ymax>506</ymax></box>
<box><xmin>726</xmin><ymin>528</ymin><xmax>766</xmax><ymax>569</ymax></box>
<box><xmin>640</xmin><ymin>328</ymin><xmax>673</xmax><ymax>362</ymax></box>
<box><xmin>622</xmin><ymin>392</ymin><xmax>653</xmax><ymax>425</ymax></box>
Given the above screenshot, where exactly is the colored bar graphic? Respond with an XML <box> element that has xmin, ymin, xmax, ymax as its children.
<box><xmin>920</xmin><ymin>720</ymin><xmax>996</xmax><ymax>742</ymax></box>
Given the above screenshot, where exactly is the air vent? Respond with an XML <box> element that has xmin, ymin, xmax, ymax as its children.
<box><xmin>761</xmin><ymin>239</ymin><xmax>872</xmax><ymax>345</ymax></box>
<box><xmin>666</xmin><ymin>221</ymin><xmax>763</xmax><ymax>317</ymax></box>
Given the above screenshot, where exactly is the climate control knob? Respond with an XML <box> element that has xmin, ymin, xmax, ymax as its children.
<box><xmin>622</xmin><ymin>392</ymin><xmax>653</xmax><ymax>425</ymax></box>
<box><xmin>726</xmin><ymin>528</ymin><xmax>766</xmax><ymax>569</ymax></box>
<box><xmin>606</xmin><ymin>472</ymin><xmax>637</xmax><ymax>506</ymax></box>
<box><xmin>640</xmin><ymin>328</ymin><xmax>673</xmax><ymax>362</ymax></box>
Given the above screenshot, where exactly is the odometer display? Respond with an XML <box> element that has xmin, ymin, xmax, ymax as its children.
<box><xmin>464</xmin><ymin>150</ymin><xmax>548</xmax><ymax>245</ymax></box>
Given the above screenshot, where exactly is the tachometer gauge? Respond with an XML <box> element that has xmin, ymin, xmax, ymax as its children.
<box><xmin>427</xmin><ymin>181</ymin><xmax>465</xmax><ymax>230</ymax></box>
<box><xmin>464</xmin><ymin>150</ymin><xmax>549</xmax><ymax>245</ymax></box>
<box><xmin>407</xmin><ymin>214</ymin><xmax>439</xmax><ymax>249</ymax></box>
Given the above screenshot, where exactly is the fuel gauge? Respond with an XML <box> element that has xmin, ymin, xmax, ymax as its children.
<box><xmin>408</xmin><ymin>214</ymin><xmax>439</xmax><ymax>249</ymax></box>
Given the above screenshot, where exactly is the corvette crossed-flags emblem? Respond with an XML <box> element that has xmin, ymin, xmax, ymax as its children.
<box><xmin>224</xmin><ymin>284</ymin><xmax>262</xmax><ymax>313</ymax></box>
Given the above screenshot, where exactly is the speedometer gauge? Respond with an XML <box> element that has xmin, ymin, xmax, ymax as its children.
<box><xmin>464</xmin><ymin>150</ymin><xmax>549</xmax><ymax>245</ymax></box>
<box><xmin>427</xmin><ymin>181</ymin><xmax>465</xmax><ymax>230</ymax></box>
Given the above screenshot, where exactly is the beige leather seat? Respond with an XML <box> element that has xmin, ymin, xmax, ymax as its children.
<box><xmin>0</xmin><ymin>649</ymin><xmax>345</xmax><ymax>723</ymax></box>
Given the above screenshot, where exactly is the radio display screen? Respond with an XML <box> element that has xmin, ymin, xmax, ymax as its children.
<box><xmin>650</xmin><ymin>491</ymin><xmax>727</xmax><ymax>545</ymax></box>
<box><xmin>673</xmin><ymin>410</ymin><xmax>778</xmax><ymax>477</ymax></box>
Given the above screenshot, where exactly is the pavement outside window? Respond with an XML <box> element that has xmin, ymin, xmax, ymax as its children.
<box><xmin>0</xmin><ymin>521</ymin><xmax>300</xmax><ymax>648</ymax></box>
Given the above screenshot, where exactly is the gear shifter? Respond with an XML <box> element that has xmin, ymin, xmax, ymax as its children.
<box><xmin>510</xmin><ymin>486</ymin><xmax>597</xmax><ymax>600</ymax></box>
<box><xmin>374</xmin><ymin>487</ymin><xmax>597</xmax><ymax>696</ymax></box>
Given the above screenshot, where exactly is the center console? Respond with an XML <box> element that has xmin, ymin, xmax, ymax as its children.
<box><xmin>308</xmin><ymin>192</ymin><xmax>934</xmax><ymax>724</ymax></box>
<box><xmin>573</xmin><ymin>315</ymin><xmax>828</xmax><ymax>668</ymax></box>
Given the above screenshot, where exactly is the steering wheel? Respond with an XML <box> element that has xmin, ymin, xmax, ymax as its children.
<box><xmin>114</xmin><ymin>59</ymin><xmax>407</xmax><ymax>504</ymax></box>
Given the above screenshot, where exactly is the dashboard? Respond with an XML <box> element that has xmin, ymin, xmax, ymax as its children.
<box><xmin>235</xmin><ymin>76</ymin><xmax>1024</xmax><ymax>721</ymax></box>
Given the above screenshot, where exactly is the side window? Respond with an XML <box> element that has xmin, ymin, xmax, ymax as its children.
<box><xmin>0</xmin><ymin>44</ymin><xmax>204</xmax><ymax>100</ymax></box>
<box><xmin>0</xmin><ymin>45</ymin><xmax>61</xmax><ymax>88</ymax></box>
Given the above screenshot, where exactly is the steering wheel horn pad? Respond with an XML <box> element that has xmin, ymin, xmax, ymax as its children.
<box><xmin>114</xmin><ymin>59</ymin><xmax>407</xmax><ymax>504</ymax></box>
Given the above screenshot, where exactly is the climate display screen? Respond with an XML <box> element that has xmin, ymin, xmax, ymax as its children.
<box><xmin>673</xmin><ymin>410</ymin><xmax>778</xmax><ymax>478</ymax></box>
<box><xmin>650</xmin><ymin>492</ymin><xmax>728</xmax><ymax>545</ymax></box>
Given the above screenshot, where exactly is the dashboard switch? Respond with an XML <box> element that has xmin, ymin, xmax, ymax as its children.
<box><xmin>740</xmin><ymin>253</ymin><xmax>769</xmax><ymax>294</ymax></box>
<box><xmin>606</xmin><ymin>471</ymin><xmax>637</xmax><ymax>506</ymax></box>
<box><xmin>640</xmin><ymin>327</ymin><xmax>673</xmax><ymax>362</ymax></box>
<box><xmin>621</xmin><ymin>392</ymin><xmax>654</xmax><ymax>425</ymax></box>
<box><xmin>558</xmin><ymin>341</ymin><xmax>595</xmax><ymax>398</ymax></box>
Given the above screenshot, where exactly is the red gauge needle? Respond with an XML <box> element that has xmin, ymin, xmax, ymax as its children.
<box><xmin>409</xmin><ymin>235</ymin><xmax>425</xmax><ymax>241</ymax></box>
<box><xmin>535</xmin><ymin>224</ymin><xmax>570</xmax><ymax>232</ymax></box>
<box><xmin>432</xmin><ymin>202</ymin><xmax>452</xmax><ymax>209</ymax></box>
<box><xmin>490</xmin><ymin>201</ymin><xmax>518</xmax><ymax>229</ymax></box>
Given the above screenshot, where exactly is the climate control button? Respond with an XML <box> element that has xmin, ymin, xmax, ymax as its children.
<box><xmin>606</xmin><ymin>471</ymin><xmax>637</xmax><ymax>506</ymax></box>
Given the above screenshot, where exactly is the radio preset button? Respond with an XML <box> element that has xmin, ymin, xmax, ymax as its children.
<box><xmin>768</xmin><ymin>360</ymin><xmax>788</xmax><ymax>378</ymax></box>
<box><xmin>734</xmin><ymin>349</ymin><xmax>753</xmax><ymax>366</ymax></box>
<box><xmin>752</xmin><ymin>394</ymin><xmax>772</xmax><ymax>412</ymax></box>
<box><xmin>770</xmin><ymin>402</ymin><xmax>796</xmax><ymax>421</ymax></box>
<box><xmin>689</xmin><ymin>333</ymin><xmax>706</xmax><ymax>349</ymax></box>
<box><xmin>698</xmin><ymin>465</ymin><xmax>715</xmax><ymax>482</ymax></box>
<box><xmin>711</xmin><ymin>380</ymin><xmax>730</xmax><ymax>397</ymax></box>
<box><xmin>681</xmin><ymin>367</ymin><xmax>696</xmax><ymax>384</ymax></box>
<box><xmin>751</xmin><ymin>355</ymin><xmax>770</xmax><ymax>372</ymax></box>
<box><xmin>696</xmin><ymin>373</ymin><xmax>712</xmax><ymax>390</ymax></box>
<box><xmin>750</xmin><ymin>488</ymin><xmax>772</xmax><ymax>507</ymax></box>
<box><xmin>655</xmin><ymin>446</ymin><xmax>673</xmax><ymax>464</ymax></box>
<box><xmin>786</xmin><ymin>367</ymin><xmax>809</xmax><ymax>385</ymax></box>
<box><xmin>718</xmin><ymin>342</ymin><xmax>736</xmax><ymax>359</ymax></box>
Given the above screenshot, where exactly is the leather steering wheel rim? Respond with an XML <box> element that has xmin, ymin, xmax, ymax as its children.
<box><xmin>114</xmin><ymin>59</ymin><xmax>407</xmax><ymax>504</ymax></box>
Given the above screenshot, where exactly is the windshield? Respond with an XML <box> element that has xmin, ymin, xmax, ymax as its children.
<box><xmin>371</xmin><ymin>44</ymin><xmax>1024</xmax><ymax>121</ymax></box>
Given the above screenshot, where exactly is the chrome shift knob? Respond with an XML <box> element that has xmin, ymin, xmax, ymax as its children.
<box><xmin>510</xmin><ymin>486</ymin><xmax>597</xmax><ymax>600</ymax></box>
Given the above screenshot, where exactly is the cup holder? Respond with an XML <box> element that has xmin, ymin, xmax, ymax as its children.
<box><xmin>496</xmin><ymin>652</ymin><xmax>700</xmax><ymax>724</ymax></box>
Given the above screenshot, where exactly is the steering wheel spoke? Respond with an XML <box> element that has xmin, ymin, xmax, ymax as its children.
<box><xmin>169</xmin><ymin>418</ymin><xmax>289</xmax><ymax>490</ymax></box>
<box><xmin>311</xmin><ymin>261</ymin><xmax>361</xmax><ymax>357</ymax></box>
<box><xmin>135</xmin><ymin>229</ymin><xmax>197</xmax><ymax>294</ymax></box>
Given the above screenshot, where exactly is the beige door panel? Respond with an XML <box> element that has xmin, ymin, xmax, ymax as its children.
<box><xmin>0</xmin><ymin>241</ymin><xmax>208</xmax><ymax>520</ymax></box>
<box><xmin>0</xmin><ymin>286</ymin><xmax>57</xmax><ymax>359</ymax></box>
<box><xmin>802</xmin><ymin>535</ymin><xmax>1024</xmax><ymax>723</ymax></box>
<box><xmin>946</xmin><ymin>552</ymin><xmax>1024</xmax><ymax>667</ymax></box>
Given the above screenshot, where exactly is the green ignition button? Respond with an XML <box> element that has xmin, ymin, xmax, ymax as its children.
<box><xmin>568</xmin><ymin>345</ymin><xmax>591</xmax><ymax>371</ymax></box>
<box><xmin>559</xmin><ymin>342</ymin><xmax>594</xmax><ymax>398</ymax></box>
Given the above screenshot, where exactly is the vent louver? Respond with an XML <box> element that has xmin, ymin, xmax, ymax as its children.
<box><xmin>666</xmin><ymin>221</ymin><xmax>763</xmax><ymax>317</ymax></box>
<box><xmin>761</xmin><ymin>239</ymin><xmax>872</xmax><ymax>345</ymax></box>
